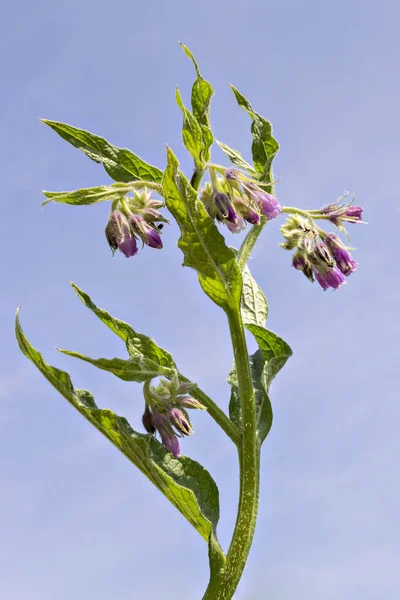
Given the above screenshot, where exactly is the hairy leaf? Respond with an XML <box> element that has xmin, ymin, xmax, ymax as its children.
<box><xmin>42</xmin><ymin>182</ymin><xmax>132</xmax><ymax>207</ymax></box>
<box><xmin>246</xmin><ymin>324</ymin><xmax>292</xmax><ymax>389</ymax></box>
<box><xmin>230</xmin><ymin>87</ymin><xmax>279</xmax><ymax>183</ymax></box>
<box><xmin>42</xmin><ymin>120</ymin><xmax>163</xmax><ymax>183</ymax></box>
<box><xmin>216</xmin><ymin>140</ymin><xmax>255</xmax><ymax>173</ymax></box>
<box><xmin>176</xmin><ymin>88</ymin><xmax>204</xmax><ymax>167</ymax></box>
<box><xmin>241</xmin><ymin>265</ymin><xmax>268</xmax><ymax>327</ymax></box>
<box><xmin>57</xmin><ymin>350</ymin><xmax>175</xmax><ymax>383</ymax></box>
<box><xmin>180</xmin><ymin>43</ymin><xmax>214</xmax><ymax>162</ymax></box>
<box><xmin>163</xmin><ymin>148</ymin><xmax>242</xmax><ymax>312</ymax></box>
<box><xmin>16</xmin><ymin>310</ymin><xmax>223</xmax><ymax>554</ymax></box>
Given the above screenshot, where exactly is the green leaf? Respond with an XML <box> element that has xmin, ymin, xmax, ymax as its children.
<box><xmin>216</xmin><ymin>140</ymin><xmax>255</xmax><ymax>173</ymax></box>
<box><xmin>246</xmin><ymin>324</ymin><xmax>292</xmax><ymax>389</ymax></box>
<box><xmin>176</xmin><ymin>88</ymin><xmax>204</xmax><ymax>167</ymax></box>
<box><xmin>15</xmin><ymin>310</ymin><xmax>224</xmax><ymax>555</ymax></box>
<box><xmin>163</xmin><ymin>147</ymin><xmax>242</xmax><ymax>312</ymax></box>
<box><xmin>230</xmin><ymin>86</ymin><xmax>279</xmax><ymax>183</ymax></box>
<box><xmin>70</xmin><ymin>283</ymin><xmax>176</xmax><ymax>367</ymax></box>
<box><xmin>228</xmin><ymin>325</ymin><xmax>292</xmax><ymax>445</ymax></box>
<box><xmin>241</xmin><ymin>265</ymin><xmax>268</xmax><ymax>327</ymax></box>
<box><xmin>41</xmin><ymin>120</ymin><xmax>163</xmax><ymax>183</ymax></box>
<box><xmin>57</xmin><ymin>350</ymin><xmax>175</xmax><ymax>383</ymax></box>
<box><xmin>180</xmin><ymin>43</ymin><xmax>214</xmax><ymax>163</ymax></box>
<box><xmin>42</xmin><ymin>182</ymin><xmax>132</xmax><ymax>207</ymax></box>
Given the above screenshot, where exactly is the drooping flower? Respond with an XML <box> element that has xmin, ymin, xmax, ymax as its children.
<box><xmin>246</xmin><ymin>184</ymin><xmax>281</xmax><ymax>220</ymax></box>
<box><xmin>226</xmin><ymin>216</ymin><xmax>246</xmax><ymax>233</ymax></box>
<box><xmin>129</xmin><ymin>213</ymin><xmax>163</xmax><ymax>249</ymax></box>
<box><xmin>314</xmin><ymin>266</ymin><xmax>346</xmax><ymax>291</ymax></box>
<box><xmin>324</xmin><ymin>233</ymin><xmax>358</xmax><ymax>275</ymax></box>
<box><xmin>152</xmin><ymin>411</ymin><xmax>181</xmax><ymax>458</ymax></box>
<box><xmin>142</xmin><ymin>406</ymin><xmax>155</xmax><ymax>434</ymax></box>
<box><xmin>178</xmin><ymin>396</ymin><xmax>207</xmax><ymax>410</ymax></box>
<box><xmin>105</xmin><ymin>211</ymin><xmax>138</xmax><ymax>257</ymax></box>
<box><xmin>214</xmin><ymin>192</ymin><xmax>238</xmax><ymax>223</ymax></box>
<box><xmin>169</xmin><ymin>408</ymin><xmax>192</xmax><ymax>436</ymax></box>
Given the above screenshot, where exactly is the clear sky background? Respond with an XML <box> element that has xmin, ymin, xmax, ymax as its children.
<box><xmin>1</xmin><ymin>1</ymin><xmax>399</xmax><ymax>598</ymax></box>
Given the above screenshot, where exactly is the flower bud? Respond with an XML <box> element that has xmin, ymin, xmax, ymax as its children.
<box><xmin>169</xmin><ymin>408</ymin><xmax>193</xmax><ymax>436</ymax></box>
<box><xmin>324</xmin><ymin>233</ymin><xmax>358</xmax><ymax>276</ymax></box>
<box><xmin>129</xmin><ymin>214</ymin><xmax>163</xmax><ymax>249</ymax></box>
<box><xmin>105</xmin><ymin>211</ymin><xmax>138</xmax><ymax>258</ymax></box>
<box><xmin>214</xmin><ymin>193</ymin><xmax>237</xmax><ymax>223</ymax></box>
<box><xmin>142</xmin><ymin>406</ymin><xmax>155</xmax><ymax>434</ymax></box>
<box><xmin>345</xmin><ymin>205</ymin><xmax>363</xmax><ymax>221</ymax></box>
<box><xmin>178</xmin><ymin>396</ymin><xmax>207</xmax><ymax>410</ymax></box>
<box><xmin>153</xmin><ymin>411</ymin><xmax>181</xmax><ymax>458</ymax></box>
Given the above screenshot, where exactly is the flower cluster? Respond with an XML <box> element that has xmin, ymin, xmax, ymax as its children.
<box><xmin>105</xmin><ymin>189</ymin><xmax>168</xmax><ymax>258</ymax></box>
<box><xmin>281</xmin><ymin>214</ymin><xmax>360</xmax><ymax>291</ymax></box>
<box><xmin>313</xmin><ymin>193</ymin><xmax>364</xmax><ymax>228</ymax></box>
<box><xmin>199</xmin><ymin>167</ymin><xmax>281</xmax><ymax>233</ymax></box>
<box><xmin>141</xmin><ymin>376</ymin><xmax>206</xmax><ymax>458</ymax></box>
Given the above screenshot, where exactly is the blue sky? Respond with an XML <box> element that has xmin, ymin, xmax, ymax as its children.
<box><xmin>1</xmin><ymin>1</ymin><xmax>399</xmax><ymax>598</ymax></box>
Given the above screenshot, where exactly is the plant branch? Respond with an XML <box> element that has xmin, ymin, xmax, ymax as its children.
<box><xmin>179</xmin><ymin>375</ymin><xmax>241</xmax><ymax>446</ymax></box>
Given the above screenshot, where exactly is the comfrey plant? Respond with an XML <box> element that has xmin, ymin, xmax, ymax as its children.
<box><xmin>16</xmin><ymin>44</ymin><xmax>364</xmax><ymax>599</ymax></box>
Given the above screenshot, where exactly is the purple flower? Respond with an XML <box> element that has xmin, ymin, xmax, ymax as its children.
<box><xmin>130</xmin><ymin>214</ymin><xmax>163</xmax><ymax>249</ymax></box>
<box><xmin>314</xmin><ymin>269</ymin><xmax>330</xmax><ymax>291</ymax></box>
<box><xmin>313</xmin><ymin>241</ymin><xmax>334</xmax><ymax>267</ymax></box>
<box><xmin>142</xmin><ymin>406</ymin><xmax>155</xmax><ymax>434</ymax></box>
<box><xmin>178</xmin><ymin>396</ymin><xmax>207</xmax><ymax>410</ymax></box>
<box><xmin>325</xmin><ymin>233</ymin><xmax>358</xmax><ymax>276</ymax></box>
<box><xmin>226</xmin><ymin>216</ymin><xmax>246</xmax><ymax>233</ymax></box>
<box><xmin>214</xmin><ymin>193</ymin><xmax>237</xmax><ymax>223</ymax></box>
<box><xmin>292</xmin><ymin>253</ymin><xmax>306</xmax><ymax>270</ymax></box>
<box><xmin>345</xmin><ymin>205</ymin><xmax>363</xmax><ymax>221</ymax></box>
<box><xmin>326</xmin><ymin>267</ymin><xmax>347</xmax><ymax>289</ymax></box>
<box><xmin>247</xmin><ymin>186</ymin><xmax>281</xmax><ymax>220</ymax></box>
<box><xmin>153</xmin><ymin>412</ymin><xmax>181</xmax><ymax>458</ymax></box>
<box><xmin>169</xmin><ymin>408</ymin><xmax>192</xmax><ymax>436</ymax></box>
<box><xmin>314</xmin><ymin>266</ymin><xmax>346</xmax><ymax>291</ymax></box>
<box><xmin>105</xmin><ymin>211</ymin><xmax>138</xmax><ymax>258</ymax></box>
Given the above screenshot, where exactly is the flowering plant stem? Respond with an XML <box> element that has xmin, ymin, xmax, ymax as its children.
<box><xmin>203</xmin><ymin>309</ymin><xmax>259</xmax><ymax>599</ymax></box>
<box><xmin>16</xmin><ymin>42</ymin><xmax>364</xmax><ymax>600</ymax></box>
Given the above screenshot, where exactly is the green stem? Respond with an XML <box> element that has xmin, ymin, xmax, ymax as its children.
<box><xmin>179</xmin><ymin>375</ymin><xmax>241</xmax><ymax>446</ymax></box>
<box><xmin>281</xmin><ymin>206</ymin><xmax>328</xmax><ymax>220</ymax></box>
<box><xmin>237</xmin><ymin>219</ymin><xmax>267</xmax><ymax>272</ymax></box>
<box><xmin>191</xmin><ymin>168</ymin><xmax>205</xmax><ymax>191</ymax></box>
<box><xmin>202</xmin><ymin>309</ymin><xmax>259</xmax><ymax>600</ymax></box>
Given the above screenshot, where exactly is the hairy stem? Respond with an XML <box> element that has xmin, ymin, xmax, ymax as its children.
<box><xmin>237</xmin><ymin>218</ymin><xmax>266</xmax><ymax>272</ymax></box>
<box><xmin>202</xmin><ymin>309</ymin><xmax>259</xmax><ymax>600</ymax></box>
<box><xmin>179</xmin><ymin>375</ymin><xmax>241</xmax><ymax>446</ymax></box>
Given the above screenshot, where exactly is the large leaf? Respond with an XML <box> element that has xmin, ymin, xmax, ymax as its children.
<box><xmin>42</xmin><ymin>182</ymin><xmax>132</xmax><ymax>207</ymax></box>
<box><xmin>229</xmin><ymin>325</ymin><xmax>292</xmax><ymax>445</ymax></box>
<box><xmin>15</xmin><ymin>310</ymin><xmax>224</xmax><ymax>556</ymax></box>
<box><xmin>180</xmin><ymin>43</ymin><xmax>214</xmax><ymax>163</ymax></box>
<box><xmin>163</xmin><ymin>148</ymin><xmax>242</xmax><ymax>312</ymax></box>
<box><xmin>230</xmin><ymin>87</ymin><xmax>279</xmax><ymax>183</ymax></box>
<box><xmin>241</xmin><ymin>265</ymin><xmax>268</xmax><ymax>327</ymax></box>
<box><xmin>216</xmin><ymin>140</ymin><xmax>255</xmax><ymax>173</ymax></box>
<box><xmin>176</xmin><ymin>88</ymin><xmax>204</xmax><ymax>167</ymax></box>
<box><xmin>42</xmin><ymin>120</ymin><xmax>163</xmax><ymax>183</ymax></box>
